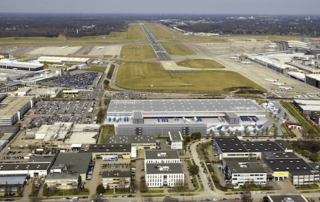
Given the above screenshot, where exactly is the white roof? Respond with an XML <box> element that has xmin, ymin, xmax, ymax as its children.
<box><xmin>306</xmin><ymin>74</ymin><xmax>320</xmax><ymax>81</ymax></box>
<box><xmin>0</xmin><ymin>59</ymin><xmax>43</xmax><ymax>69</ymax></box>
<box><xmin>287</xmin><ymin>72</ymin><xmax>306</xmax><ymax>81</ymax></box>
<box><xmin>38</xmin><ymin>56</ymin><xmax>90</xmax><ymax>63</ymax></box>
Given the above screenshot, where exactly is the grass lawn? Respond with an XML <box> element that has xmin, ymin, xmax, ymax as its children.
<box><xmin>177</xmin><ymin>59</ymin><xmax>225</xmax><ymax>69</ymax></box>
<box><xmin>86</xmin><ymin>66</ymin><xmax>106</xmax><ymax>73</ymax></box>
<box><xmin>47</xmin><ymin>188</ymin><xmax>89</xmax><ymax>196</ymax></box>
<box><xmin>67</xmin><ymin>32</ymin><xmax>124</xmax><ymax>42</ymax></box>
<box><xmin>99</xmin><ymin>125</ymin><xmax>115</xmax><ymax>143</ymax></box>
<box><xmin>161</xmin><ymin>43</ymin><xmax>195</xmax><ymax>55</ymax></box>
<box><xmin>0</xmin><ymin>35</ymin><xmax>66</xmax><ymax>43</ymax></box>
<box><xmin>141</xmin><ymin>190</ymin><xmax>164</xmax><ymax>194</ymax></box>
<box><xmin>125</xmin><ymin>23</ymin><xmax>147</xmax><ymax>40</ymax></box>
<box><xmin>296</xmin><ymin>184</ymin><xmax>319</xmax><ymax>190</ymax></box>
<box><xmin>116</xmin><ymin>61</ymin><xmax>265</xmax><ymax>94</ymax></box>
<box><xmin>120</xmin><ymin>45</ymin><xmax>156</xmax><ymax>59</ymax></box>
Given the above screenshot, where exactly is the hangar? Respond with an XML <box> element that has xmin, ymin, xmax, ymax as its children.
<box><xmin>104</xmin><ymin>99</ymin><xmax>266</xmax><ymax>136</ymax></box>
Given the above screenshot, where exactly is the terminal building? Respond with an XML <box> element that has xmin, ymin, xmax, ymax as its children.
<box><xmin>38</xmin><ymin>56</ymin><xmax>90</xmax><ymax>64</ymax></box>
<box><xmin>0</xmin><ymin>58</ymin><xmax>44</xmax><ymax>71</ymax></box>
<box><xmin>104</xmin><ymin>99</ymin><xmax>266</xmax><ymax>136</ymax></box>
<box><xmin>0</xmin><ymin>94</ymin><xmax>36</xmax><ymax>125</ymax></box>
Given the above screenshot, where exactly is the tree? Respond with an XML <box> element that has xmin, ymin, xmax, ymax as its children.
<box><xmin>227</xmin><ymin>129</ymin><xmax>231</xmax><ymax>134</ymax></box>
<box><xmin>219</xmin><ymin>130</ymin><xmax>224</xmax><ymax>137</ymax></box>
<box><xmin>173</xmin><ymin>179</ymin><xmax>184</xmax><ymax>192</ymax></box>
<box><xmin>241</xmin><ymin>190</ymin><xmax>253</xmax><ymax>202</ymax></box>
<box><xmin>43</xmin><ymin>183</ymin><xmax>50</xmax><ymax>198</ymax></box>
<box><xmin>96</xmin><ymin>184</ymin><xmax>105</xmax><ymax>195</ymax></box>
<box><xmin>130</xmin><ymin>183</ymin><xmax>137</xmax><ymax>193</ymax></box>
<box><xmin>4</xmin><ymin>181</ymin><xmax>8</xmax><ymax>196</ymax></box>
<box><xmin>139</xmin><ymin>179</ymin><xmax>148</xmax><ymax>192</ymax></box>
<box><xmin>189</xmin><ymin>165</ymin><xmax>199</xmax><ymax>175</ymax></box>
<box><xmin>17</xmin><ymin>182</ymin><xmax>22</xmax><ymax>197</ymax></box>
<box><xmin>191</xmin><ymin>132</ymin><xmax>201</xmax><ymax>140</ymax></box>
<box><xmin>185</xmin><ymin>136</ymin><xmax>190</xmax><ymax>143</ymax></box>
<box><xmin>106</xmin><ymin>184</ymin><xmax>110</xmax><ymax>192</ymax></box>
<box><xmin>278</xmin><ymin>108</ymin><xmax>281</xmax><ymax>114</ymax></box>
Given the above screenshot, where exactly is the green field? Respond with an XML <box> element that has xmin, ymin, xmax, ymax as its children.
<box><xmin>177</xmin><ymin>59</ymin><xmax>225</xmax><ymax>69</ymax></box>
<box><xmin>116</xmin><ymin>61</ymin><xmax>265</xmax><ymax>94</ymax></box>
<box><xmin>161</xmin><ymin>43</ymin><xmax>195</xmax><ymax>55</ymax></box>
<box><xmin>100</xmin><ymin>125</ymin><xmax>115</xmax><ymax>143</ymax></box>
<box><xmin>86</xmin><ymin>66</ymin><xmax>106</xmax><ymax>73</ymax></box>
<box><xmin>120</xmin><ymin>45</ymin><xmax>156</xmax><ymax>59</ymax></box>
<box><xmin>124</xmin><ymin>23</ymin><xmax>147</xmax><ymax>40</ymax></box>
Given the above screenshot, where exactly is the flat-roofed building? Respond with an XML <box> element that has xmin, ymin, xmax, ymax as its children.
<box><xmin>145</xmin><ymin>150</ymin><xmax>180</xmax><ymax>165</ymax></box>
<box><xmin>145</xmin><ymin>163</ymin><xmax>184</xmax><ymax>188</ymax></box>
<box><xmin>46</xmin><ymin>153</ymin><xmax>92</xmax><ymax>189</ymax></box>
<box><xmin>0</xmin><ymin>58</ymin><xmax>44</xmax><ymax>71</ymax></box>
<box><xmin>27</xmin><ymin>87</ymin><xmax>62</xmax><ymax>98</ymax></box>
<box><xmin>80</xmin><ymin>144</ymin><xmax>131</xmax><ymax>160</ymax></box>
<box><xmin>214</xmin><ymin>138</ymin><xmax>249</xmax><ymax>160</ymax></box>
<box><xmin>14</xmin><ymin>87</ymin><xmax>31</xmax><ymax>96</ymax></box>
<box><xmin>267</xmin><ymin>194</ymin><xmax>308</xmax><ymax>202</ymax></box>
<box><xmin>241</xmin><ymin>141</ymin><xmax>284</xmax><ymax>159</ymax></box>
<box><xmin>35</xmin><ymin>123</ymin><xmax>100</xmax><ymax>148</ymax></box>
<box><xmin>168</xmin><ymin>131</ymin><xmax>183</xmax><ymax>150</ymax></box>
<box><xmin>0</xmin><ymin>126</ymin><xmax>20</xmax><ymax>151</ymax></box>
<box><xmin>223</xmin><ymin>158</ymin><xmax>267</xmax><ymax>186</ymax></box>
<box><xmin>106</xmin><ymin>135</ymin><xmax>157</xmax><ymax>150</ymax></box>
<box><xmin>38</xmin><ymin>56</ymin><xmax>90</xmax><ymax>64</ymax></box>
<box><xmin>102</xmin><ymin>170</ymin><xmax>131</xmax><ymax>189</ymax></box>
<box><xmin>0</xmin><ymin>162</ymin><xmax>52</xmax><ymax>177</ymax></box>
<box><xmin>0</xmin><ymin>95</ymin><xmax>36</xmax><ymax>125</ymax></box>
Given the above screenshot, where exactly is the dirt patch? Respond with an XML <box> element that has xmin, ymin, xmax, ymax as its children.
<box><xmin>224</xmin><ymin>86</ymin><xmax>264</xmax><ymax>94</ymax></box>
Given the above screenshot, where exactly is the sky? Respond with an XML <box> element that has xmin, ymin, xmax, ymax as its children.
<box><xmin>0</xmin><ymin>0</ymin><xmax>319</xmax><ymax>15</ymax></box>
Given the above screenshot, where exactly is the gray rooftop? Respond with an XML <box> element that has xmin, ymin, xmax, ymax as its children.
<box><xmin>214</xmin><ymin>138</ymin><xmax>248</xmax><ymax>153</ymax></box>
<box><xmin>262</xmin><ymin>152</ymin><xmax>298</xmax><ymax>159</ymax></box>
<box><xmin>106</xmin><ymin>135</ymin><xmax>157</xmax><ymax>144</ymax></box>
<box><xmin>133</xmin><ymin>111</ymin><xmax>143</xmax><ymax>119</ymax></box>
<box><xmin>146</xmin><ymin>163</ymin><xmax>183</xmax><ymax>174</ymax></box>
<box><xmin>51</xmin><ymin>153</ymin><xmax>91</xmax><ymax>174</ymax></box>
<box><xmin>81</xmin><ymin>144</ymin><xmax>131</xmax><ymax>153</ymax></box>
<box><xmin>274</xmin><ymin>140</ymin><xmax>293</xmax><ymax>151</ymax></box>
<box><xmin>0</xmin><ymin>162</ymin><xmax>51</xmax><ymax>171</ymax></box>
<box><xmin>224</xmin><ymin>158</ymin><xmax>266</xmax><ymax>173</ymax></box>
<box><xmin>107</xmin><ymin>99</ymin><xmax>264</xmax><ymax>114</ymax></box>
<box><xmin>265</xmin><ymin>158</ymin><xmax>317</xmax><ymax>175</ymax></box>
<box><xmin>28</xmin><ymin>155</ymin><xmax>55</xmax><ymax>163</ymax></box>
<box><xmin>0</xmin><ymin>126</ymin><xmax>19</xmax><ymax>135</ymax></box>
<box><xmin>0</xmin><ymin>176</ymin><xmax>26</xmax><ymax>185</ymax></box>
<box><xmin>145</xmin><ymin>150</ymin><xmax>179</xmax><ymax>160</ymax></box>
<box><xmin>242</xmin><ymin>141</ymin><xmax>284</xmax><ymax>152</ymax></box>
<box><xmin>267</xmin><ymin>194</ymin><xmax>308</xmax><ymax>202</ymax></box>
<box><xmin>169</xmin><ymin>131</ymin><xmax>183</xmax><ymax>141</ymax></box>
<box><xmin>102</xmin><ymin>170</ymin><xmax>131</xmax><ymax>178</ymax></box>
<box><xmin>46</xmin><ymin>172</ymin><xmax>79</xmax><ymax>180</ymax></box>
<box><xmin>117</xmin><ymin>123</ymin><xmax>206</xmax><ymax>128</ymax></box>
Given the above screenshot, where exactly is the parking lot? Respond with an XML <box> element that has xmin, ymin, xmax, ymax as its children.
<box><xmin>25</xmin><ymin>100</ymin><xmax>97</xmax><ymax>127</ymax></box>
<box><xmin>47</xmin><ymin>71</ymin><xmax>102</xmax><ymax>89</ymax></box>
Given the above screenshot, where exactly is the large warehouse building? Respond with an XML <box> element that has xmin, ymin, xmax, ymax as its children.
<box><xmin>0</xmin><ymin>94</ymin><xmax>36</xmax><ymax>125</ymax></box>
<box><xmin>0</xmin><ymin>58</ymin><xmax>44</xmax><ymax>71</ymax></box>
<box><xmin>104</xmin><ymin>99</ymin><xmax>266</xmax><ymax>136</ymax></box>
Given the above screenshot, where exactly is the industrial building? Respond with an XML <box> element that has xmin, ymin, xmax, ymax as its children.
<box><xmin>106</xmin><ymin>135</ymin><xmax>157</xmax><ymax>150</ymax></box>
<box><xmin>0</xmin><ymin>95</ymin><xmax>35</xmax><ymax>125</ymax></box>
<box><xmin>0</xmin><ymin>58</ymin><xmax>44</xmax><ymax>71</ymax></box>
<box><xmin>214</xmin><ymin>138</ymin><xmax>292</xmax><ymax>160</ymax></box>
<box><xmin>35</xmin><ymin>123</ymin><xmax>101</xmax><ymax>148</ymax></box>
<box><xmin>104</xmin><ymin>99</ymin><xmax>266</xmax><ymax>136</ymax></box>
<box><xmin>306</xmin><ymin>74</ymin><xmax>320</xmax><ymax>89</ymax></box>
<box><xmin>46</xmin><ymin>153</ymin><xmax>92</xmax><ymax>189</ymax></box>
<box><xmin>222</xmin><ymin>158</ymin><xmax>267</xmax><ymax>186</ymax></box>
<box><xmin>0</xmin><ymin>126</ymin><xmax>20</xmax><ymax>151</ymax></box>
<box><xmin>267</xmin><ymin>194</ymin><xmax>308</xmax><ymax>202</ymax></box>
<box><xmin>293</xmin><ymin>99</ymin><xmax>320</xmax><ymax>114</ymax></box>
<box><xmin>38</xmin><ymin>56</ymin><xmax>90</xmax><ymax>64</ymax></box>
<box><xmin>80</xmin><ymin>144</ymin><xmax>132</xmax><ymax>160</ymax></box>
<box><xmin>145</xmin><ymin>150</ymin><xmax>180</xmax><ymax>164</ymax></box>
<box><xmin>14</xmin><ymin>87</ymin><xmax>31</xmax><ymax>96</ymax></box>
<box><xmin>168</xmin><ymin>131</ymin><xmax>183</xmax><ymax>150</ymax></box>
<box><xmin>0</xmin><ymin>156</ymin><xmax>55</xmax><ymax>177</ymax></box>
<box><xmin>102</xmin><ymin>170</ymin><xmax>131</xmax><ymax>189</ymax></box>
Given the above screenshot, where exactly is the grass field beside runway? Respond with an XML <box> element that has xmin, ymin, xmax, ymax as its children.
<box><xmin>161</xmin><ymin>43</ymin><xmax>195</xmax><ymax>55</ymax></box>
<box><xmin>120</xmin><ymin>44</ymin><xmax>156</xmax><ymax>59</ymax></box>
<box><xmin>177</xmin><ymin>59</ymin><xmax>225</xmax><ymax>69</ymax></box>
<box><xmin>116</xmin><ymin>61</ymin><xmax>265</xmax><ymax>94</ymax></box>
<box><xmin>124</xmin><ymin>23</ymin><xmax>147</xmax><ymax>40</ymax></box>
